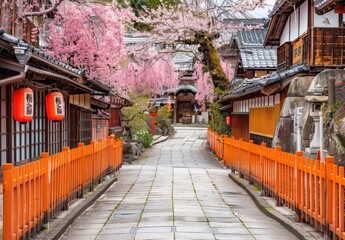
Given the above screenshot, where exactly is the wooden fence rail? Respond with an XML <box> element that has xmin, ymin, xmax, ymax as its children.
<box><xmin>3</xmin><ymin>136</ymin><xmax>123</xmax><ymax>240</ymax></box>
<box><xmin>208</xmin><ymin>128</ymin><xmax>344</xmax><ymax>239</ymax></box>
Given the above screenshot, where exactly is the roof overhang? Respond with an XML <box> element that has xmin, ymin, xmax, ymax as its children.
<box><xmin>176</xmin><ymin>85</ymin><xmax>197</xmax><ymax>94</ymax></box>
<box><xmin>219</xmin><ymin>84</ymin><xmax>261</xmax><ymax>103</ymax></box>
<box><xmin>219</xmin><ymin>104</ymin><xmax>232</xmax><ymax>112</ymax></box>
<box><xmin>87</xmin><ymin>79</ymin><xmax>111</xmax><ymax>95</ymax></box>
<box><xmin>315</xmin><ymin>0</ymin><xmax>341</xmax><ymax>15</ymax></box>
<box><xmin>91</xmin><ymin>97</ymin><xmax>110</xmax><ymax>109</ymax></box>
<box><xmin>28</xmin><ymin>66</ymin><xmax>93</xmax><ymax>94</ymax></box>
<box><xmin>264</xmin><ymin>14</ymin><xmax>289</xmax><ymax>46</ymax></box>
<box><xmin>264</xmin><ymin>0</ymin><xmax>303</xmax><ymax>46</ymax></box>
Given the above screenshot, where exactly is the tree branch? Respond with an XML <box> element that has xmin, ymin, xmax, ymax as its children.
<box><xmin>22</xmin><ymin>0</ymin><xmax>63</xmax><ymax>17</ymax></box>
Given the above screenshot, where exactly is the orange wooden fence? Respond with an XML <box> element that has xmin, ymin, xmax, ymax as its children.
<box><xmin>208</xmin><ymin>128</ymin><xmax>345</xmax><ymax>239</ymax></box>
<box><xmin>3</xmin><ymin>136</ymin><xmax>123</xmax><ymax>240</ymax></box>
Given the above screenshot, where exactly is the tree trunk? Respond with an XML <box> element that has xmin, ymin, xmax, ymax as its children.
<box><xmin>198</xmin><ymin>35</ymin><xmax>228</xmax><ymax>92</ymax></box>
<box><xmin>0</xmin><ymin>0</ymin><xmax>13</xmax><ymax>33</ymax></box>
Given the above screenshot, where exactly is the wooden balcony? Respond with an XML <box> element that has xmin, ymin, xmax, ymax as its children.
<box><xmin>277</xmin><ymin>42</ymin><xmax>292</xmax><ymax>72</ymax></box>
<box><xmin>277</xmin><ymin>27</ymin><xmax>345</xmax><ymax>72</ymax></box>
<box><xmin>310</xmin><ymin>27</ymin><xmax>345</xmax><ymax>66</ymax></box>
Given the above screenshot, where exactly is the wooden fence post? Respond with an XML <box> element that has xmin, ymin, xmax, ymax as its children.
<box><xmin>220</xmin><ymin>135</ymin><xmax>224</xmax><ymax>162</ymax></box>
<box><xmin>98</xmin><ymin>139</ymin><xmax>103</xmax><ymax>183</ymax></box>
<box><xmin>230</xmin><ymin>136</ymin><xmax>236</xmax><ymax>173</ymax></box>
<box><xmin>41</xmin><ymin>152</ymin><xmax>50</xmax><ymax>226</ymax></box>
<box><xmin>109</xmin><ymin>134</ymin><xmax>115</xmax><ymax>172</ymax></box>
<box><xmin>248</xmin><ymin>140</ymin><xmax>254</xmax><ymax>184</ymax></box>
<box><xmin>274</xmin><ymin>146</ymin><xmax>282</xmax><ymax>206</ymax></box>
<box><xmin>325</xmin><ymin>156</ymin><xmax>334</xmax><ymax>238</ymax></box>
<box><xmin>63</xmin><ymin>146</ymin><xmax>70</xmax><ymax>210</ymax></box>
<box><xmin>239</xmin><ymin>138</ymin><xmax>244</xmax><ymax>178</ymax></box>
<box><xmin>295</xmin><ymin>151</ymin><xmax>303</xmax><ymax>222</ymax></box>
<box><xmin>3</xmin><ymin>163</ymin><xmax>14</xmax><ymax>239</ymax></box>
<box><xmin>78</xmin><ymin>143</ymin><xmax>85</xmax><ymax>198</ymax></box>
<box><xmin>260</xmin><ymin>142</ymin><xmax>267</xmax><ymax>195</ymax></box>
<box><xmin>89</xmin><ymin>141</ymin><xmax>94</xmax><ymax>191</ymax></box>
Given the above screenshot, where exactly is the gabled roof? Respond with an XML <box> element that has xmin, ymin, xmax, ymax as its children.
<box><xmin>264</xmin><ymin>0</ymin><xmax>303</xmax><ymax>46</ymax></box>
<box><xmin>234</xmin><ymin>29</ymin><xmax>277</xmax><ymax>70</ymax></box>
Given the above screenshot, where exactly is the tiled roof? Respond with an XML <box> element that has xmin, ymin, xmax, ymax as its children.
<box><xmin>240</xmin><ymin>48</ymin><xmax>277</xmax><ymax>69</ymax></box>
<box><xmin>223</xmin><ymin>18</ymin><xmax>267</xmax><ymax>26</ymax></box>
<box><xmin>236</xmin><ymin>29</ymin><xmax>267</xmax><ymax>48</ymax></box>
<box><xmin>234</xmin><ymin>29</ymin><xmax>277</xmax><ymax>69</ymax></box>
<box><xmin>0</xmin><ymin>29</ymin><xmax>82</xmax><ymax>75</ymax></box>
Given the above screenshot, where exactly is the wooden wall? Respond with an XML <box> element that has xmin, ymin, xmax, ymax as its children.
<box><xmin>249</xmin><ymin>105</ymin><xmax>280</xmax><ymax>138</ymax></box>
<box><xmin>232</xmin><ymin>114</ymin><xmax>249</xmax><ymax>141</ymax></box>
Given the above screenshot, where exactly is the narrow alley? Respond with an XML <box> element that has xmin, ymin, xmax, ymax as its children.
<box><xmin>60</xmin><ymin>127</ymin><xmax>297</xmax><ymax>240</ymax></box>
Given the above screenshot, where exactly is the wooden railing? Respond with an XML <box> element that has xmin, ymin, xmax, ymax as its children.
<box><xmin>310</xmin><ymin>27</ymin><xmax>345</xmax><ymax>66</ymax></box>
<box><xmin>277</xmin><ymin>27</ymin><xmax>345</xmax><ymax>73</ymax></box>
<box><xmin>3</xmin><ymin>136</ymin><xmax>123</xmax><ymax>240</ymax></box>
<box><xmin>277</xmin><ymin>42</ymin><xmax>292</xmax><ymax>72</ymax></box>
<box><xmin>208</xmin><ymin>129</ymin><xmax>344</xmax><ymax>239</ymax></box>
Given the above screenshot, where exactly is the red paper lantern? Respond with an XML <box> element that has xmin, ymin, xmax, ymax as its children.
<box><xmin>13</xmin><ymin>87</ymin><xmax>34</xmax><ymax>123</ymax></box>
<box><xmin>226</xmin><ymin>116</ymin><xmax>231</xmax><ymax>126</ymax></box>
<box><xmin>46</xmin><ymin>92</ymin><xmax>65</xmax><ymax>121</ymax></box>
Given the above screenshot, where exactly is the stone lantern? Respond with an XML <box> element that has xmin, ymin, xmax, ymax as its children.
<box><xmin>304</xmin><ymin>83</ymin><xmax>328</xmax><ymax>159</ymax></box>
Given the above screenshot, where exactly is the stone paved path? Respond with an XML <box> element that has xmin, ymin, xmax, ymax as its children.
<box><xmin>60</xmin><ymin>127</ymin><xmax>297</xmax><ymax>240</ymax></box>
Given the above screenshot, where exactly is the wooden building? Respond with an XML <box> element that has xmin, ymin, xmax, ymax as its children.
<box><xmin>220</xmin><ymin>80</ymin><xmax>283</xmax><ymax>146</ymax></box>
<box><xmin>107</xmin><ymin>93</ymin><xmax>133</xmax><ymax>136</ymax></box>
<box><xmin>265</xmin><ymin>0</ymin><xmax>345</xmax><ymax>73</ymax></box>
<box><xmin>220</xmin><ymin>26</ymin><xmax>279</xmax><ymax>146</ymax></box>
<box><xmin>226</xmin><ymin>21</ymin><xmax>276</xmax><ymax>81</ymax></box>
<box><xmin>0</xmin><ymin>30</ymin><xmax>107</xmax><ymax>172</ymax></box>
<box><xmin>222</xmin><ymin>0</ymin><xmax>345</xmax><ymax>147</ymax></box>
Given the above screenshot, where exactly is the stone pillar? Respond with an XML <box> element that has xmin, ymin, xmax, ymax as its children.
<box><xmin>309</xmin><ymin>117</ymin><xmax>320</xmax><ymax>149</ymax></box>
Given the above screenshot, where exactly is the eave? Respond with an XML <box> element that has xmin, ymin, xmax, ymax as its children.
<box><xmin>315</xmin><ymin>0</ymin><xmax>341</xmax><ymax>15</ymax></box>
<box><xmin>91</xmin><ymin>97</ymin><xmax>111</xmax><ymax>109</ymax></box>
<box><xmin>28</xmin><ymin>66</ymin><xmax>93</xmax><ymax>94</ymax></box>
<box><xmin>264</xmin><ymin>14</ymin><xmax>289</xmax><ymax>46</ymax></box>
<box><xmin>87</xmin><ymin>79</ymin><xmax>111</xmax><ymax>95</ymax></box>
<box><xmin>264</xmin><ymin>0</ymin><xmax>304</xmax><ymax>46</ymax></box>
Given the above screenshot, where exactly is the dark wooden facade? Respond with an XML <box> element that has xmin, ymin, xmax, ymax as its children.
<box><xmin>265</xmin><ymin>0</ymin><xmax>345</xmax><ymax>72</ymax></box>
<box><xmin>0</xmin><ymin>31</ymin><xmax>100</xmax><ymax>174</ymax></box>
<box><xmin>107</xmin><ymin>93</ymin><xmax>133</xmax><ymax>132</ymax></box>
<box><xmin>277</xmin><ymin>27</ymin><xmax>345</xmax><ymax>72</ymax></box>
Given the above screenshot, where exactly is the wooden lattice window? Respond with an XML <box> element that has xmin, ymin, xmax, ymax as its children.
<box><xmin>47</xmin><ymin>95</ymin><xmax>69</xmax><ymax>154</ymax></box>
<box><xmin>0</xmin><ymin>85</ymin><xmax>7</xmax><ymax>167</ymax></box>
<box><xmin>80</xmin><ymin>109</ymin><xmax>92</xmax><ymax>145</ymax></box>
<box><xmin>12</xmin><ymin>89</ymin><xmax>46</xmax><ymax>164</ymax></box>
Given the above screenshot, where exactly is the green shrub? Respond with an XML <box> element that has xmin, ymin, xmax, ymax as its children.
<box><xmin>134</xmin><ymin>130</ymin><xmax>153</xmax><ymax>148</ymax></box>
<box><xmin>209</xmin><ymin>102</ymin><xmax>231</xmax><ymax>135</ymax></box>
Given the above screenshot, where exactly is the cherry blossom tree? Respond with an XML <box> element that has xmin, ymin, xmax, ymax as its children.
<box><xmin>129</xmin><ymin>0</ymin><xmax>267</xmax><ymax>93</ymax></box>
<box><xmin>47</xmin><ymin>1</ymin><xmax>130</xmax><ymax>85</ymax></box>
<box><xmin>0</xmin><ymin>0</ymin><xmax>179</xmax><ymax>95</ymax></box>
<box><xmin>193</xmin><ymin>59</ymin><xmax>234</xmax><ymax>101</ymax></box>
<box><xmin>113</xmin><ymin>55</ymin><xmax>179</xmax><ymax>95</ymax></box>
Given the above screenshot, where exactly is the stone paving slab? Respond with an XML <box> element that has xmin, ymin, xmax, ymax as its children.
<box><xmin>56</xmin><ymin>127</ymin><xmax>315</xmax><ymax>240</ymax></box>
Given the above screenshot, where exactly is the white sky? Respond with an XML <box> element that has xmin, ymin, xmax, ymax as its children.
<box><xmin>248</xmin><ymin>0</ymin><xmax>276</xmax><ymax>18</ymax></box>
